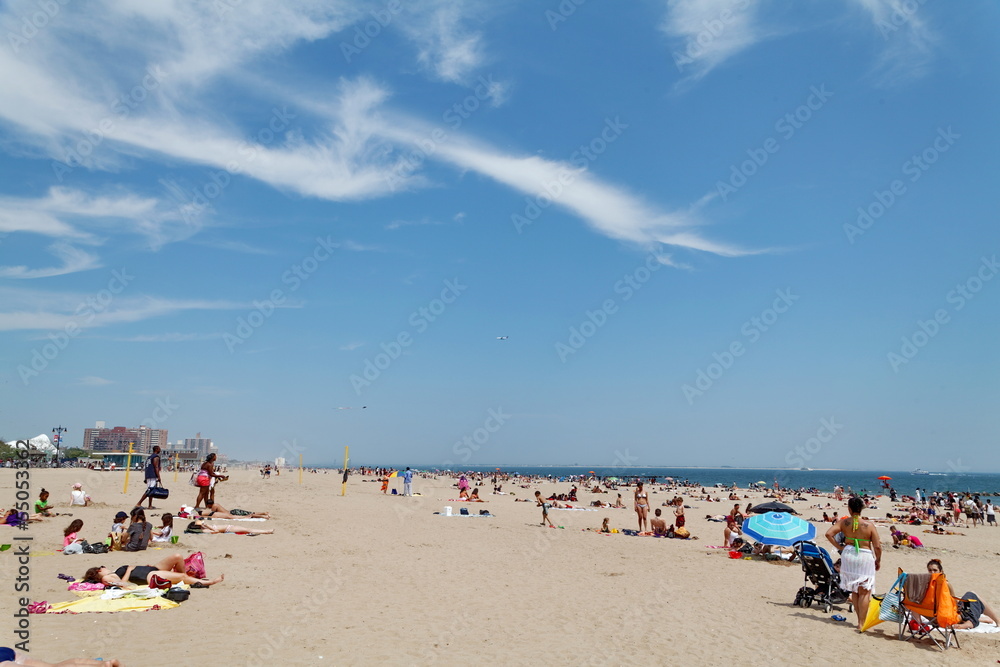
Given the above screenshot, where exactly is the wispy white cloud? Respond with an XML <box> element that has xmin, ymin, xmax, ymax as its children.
<box><xmin>0</xmin><ymin>187</ymin><xmax>198</xmax><ymax>277</ymax></box>
<box><xmin>0</xmin><ymin>243</ymin><xmax>101</xmax><ymax>279</ymax></box>
<box><xmin>0</xmin><ymin>286</ymin><xmax>266</xmax><ymax>332</ymax></box>
<box><xmin>397</xmin><ymin>1</ymin><xmax>487</xmax><ymax>83</ymax></box>
<box><xmin>385</xmin><ymin>217</ymin><xmax>446</xmax><ymax>230</ymax></box>
<box><xmin>380</xmin><ymin>120</ymin><xmax>757</xmax><ymax>257</ymax></box>
<box><xmin>849</xmin><ymin>0</ymin><xmax>937</xmax><ymax>85</ymax></box>
<box><xmin>114</xmin><ymin>332</ymin><xmax>224</xmax><ymax>343</ymax></box>
<box><xmin>0</xmin><ymin>1</ymin><xmax>752</xmax><ymax>265</ymax></box>
<box><xmin>78</xmin><ymin>376</ymin><xmax>113</xmax><ymax>386</ymax></box>
<box><xmin>661</xmin><ymin>0</ymin><xmax>766</xmax><ymax>85</ymax></box>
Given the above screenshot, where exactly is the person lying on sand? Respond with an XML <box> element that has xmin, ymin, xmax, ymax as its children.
<box><xmin>82</xmin><ymin>553</ymin><xmax>224</xmax><ymax>589</ymax></box>
<box><xmin>926</xmin><ymin>525</ymin><xmax>965</xmax><ymax>535</ymax></box>
<box><xmin>185</xmin><ymin>520</ymin><xmax>274</xmax><ymax>535</ymax></box>
<box><xmin>186</xmin><ymin>503</ymin><xmax>271</xmax><ymax>520</ymax></box>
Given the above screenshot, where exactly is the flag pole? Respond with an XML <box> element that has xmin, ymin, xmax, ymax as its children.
<box><xmin>123</xmin><ymin>442</ymin><xmax>134</xmax><ymax>494</ymax></box>
<box><xmin>299</xmin><ymin>454</ymin><xmax>303</xmax><ymax>484</ymax></box>
<box><xmin>341</xmin><ymin>446</ymin><xmax>349</xmax><ymax>496</ymax></box>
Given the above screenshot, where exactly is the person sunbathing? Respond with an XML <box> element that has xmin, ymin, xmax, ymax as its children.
<box><xmin>612</xmin><ymin>494</ymin><xmax>626</xmax><ymax>508</ymax></box>
<box><xmin>185</xmin><ymin>519</ymin><xmax>274</xmax><ymax>535</ymax></box>
<box><xmin>82</xmin><ymin>553</ymin><xmax>224</xmax><ymax>589</ymax></box>
<box><xmin>468</xmin><ymin>489</ymin><xmax>485</xmax><ymax>502</ymax></box>
<box><xmin>187</xmin><ymin>503</ymin><xmax>271</xmax><ymax>520</ymax></box>
<box><xmin>458</xmin><ymin>488</ymin><xmax>470</xmax><ymax>500</ymax></box>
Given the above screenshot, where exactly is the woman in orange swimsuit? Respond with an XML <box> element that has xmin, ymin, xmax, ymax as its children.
<box><xmin>634</xmin><ymin>482</ymin><xmax>649</xmax><ymax>532</ymax></box>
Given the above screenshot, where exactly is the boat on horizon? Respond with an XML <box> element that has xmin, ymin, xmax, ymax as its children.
<box><xmin>912</xmin><ymin>469</ymin><xmax>929</xmax><ymax>475</ymax></box>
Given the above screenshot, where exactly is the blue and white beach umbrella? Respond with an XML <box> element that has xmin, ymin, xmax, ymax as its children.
<box><xmin>741</xmin><ymin>511</ymin><xmax>816</xmax><ymax>547</ymax></box>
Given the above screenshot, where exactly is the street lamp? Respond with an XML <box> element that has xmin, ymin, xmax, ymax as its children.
<box><xmin>52</xmin><ymin>425</ymin><xmax>67</xmax><ymax>468</ymax></box>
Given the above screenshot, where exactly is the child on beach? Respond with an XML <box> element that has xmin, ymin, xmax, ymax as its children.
<box><xmin>35</xmin><ymin>489</ymin><xmax>54</xmax><ymax>516</ymax></box>
<box><xmin>535</xmin><ymin>491</ymin><xmax>555</xmax><ymax>528</ymax></box>
<box><xmin>69</xmin><ymin>482</ymin><xmax>91</xmax><ymax>507</ymax></box>
<box><xmin>152</xmin><ymin>513</ymin><xmax>174</xmax><ymax>543</ymax></box>
<box><xmin>124</xmin><ymin>508</ymin><xmax>152</xmax><ymax>552</ymax></box>
<box><xmin>600</xmin><ymin>517</ymin><xmax>611</xmax><ymax>533</ymax></box>
<box><xmin>109</xmin><ymin>511</ymin><xmax>128</xmax><ymax>550</ymax></box>
<box><xmin>63</xmin><ymin>519</ymin><xmax>84</xmax><ymax>550</ymax></box>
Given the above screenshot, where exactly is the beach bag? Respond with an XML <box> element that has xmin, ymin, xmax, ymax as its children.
<box><xmin>148</xmin><ymin>485</ymin><xmax>170</xmax><ymax>500</ymax></box>
<box><xmin>880</xmin><ymin>573</ymin><xmax>906</xmax><ymax>623</ymax></box>
<box><xmin>460</xmin><ymin>507</ymin><xmax>469</xmax><ymax>515</ymax></box>
<box><xmin>184</xmin><ymin>552</ymin><xmax>206</xmax><ymax>579</ymax></box>
<box><xmin>63</xmin><ymin>542</ymin><xmax>84</xmax><ymax>555</ymax></box>
<box><xmin>195</xmin><ymin>471</ymin><xmax>210</xmax><ymax>487</ymax></box>
<box><xmin>163</xmin><ymin>587</ymin><xmax>190</xmax><ymax>602</ymax></box>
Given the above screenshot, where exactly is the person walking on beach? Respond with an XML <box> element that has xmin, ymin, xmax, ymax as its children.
<box><xmin>825</xmin><ymin>496</ymin><xmax>881</xmax><ymax>631</ymax></box>
<box><xmin>535</xmin><ymin>490</ymin><xmax>555</xmax><ymax>528</ymax></box>
<box><xmin>634</xmin><ymin>482</ymin><xmax>649</xmax><ymax>533</ymax></box>
<box><xmin>136</xmin><ymin>446</ymin><xmax>162</xmax><ymax>509</ymax></box>
<box><xmin>403</xmin><ymin>467</ymin><xmax>414</xmax><ymax>496</ymax></box>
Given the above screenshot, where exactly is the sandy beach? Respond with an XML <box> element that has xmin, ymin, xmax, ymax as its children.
<box><xmin>2</xmin><ymin>468</ymin><xmax>999</xmax><ymax>666</ymax></box>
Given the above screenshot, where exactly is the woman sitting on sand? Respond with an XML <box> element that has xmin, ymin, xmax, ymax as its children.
<box><xmin>185</xmin><ymin>519</ymin><xmax>274</xmax><ymax>535</ymax></box>
<box><xmin>612</xmin><ymin>494</ymin><xmax>625</xmax><ymax>508</ymax></box>
<box><xmin>82</xmin><ymin>553</ymin><xmax>224</xmax><ymax>589</ymax></box>
<box><xmin>458</xmin><ymin>487</ymin><xmax>470</xmax><ymax>500</ymax></box>
<box><xmin>468</xmin><ymin>488</ymin><xmax>485</xmax><ymax>502</ymax></box>
<box><xmin>724</xmin><ymin>516</ymin><xmax>742</xmax><ymax>547</ymax></box>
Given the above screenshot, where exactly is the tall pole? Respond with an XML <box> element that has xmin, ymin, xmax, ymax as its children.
<box><xmin>341</xmin><ymin>446</ymin><xmax>349</xmax><ymax>496</ymax></box>
<box><xmin>298</xmin><ymin>454</ymin><xmax>303</xmax><ymax>485</ymax></box>
<box><xmin>173</xmin><ymin>451</ymin><xmax>179</xmax><ymax>483</ymax></box>
<box><xmin>51</xmin><ymin>425</ymin><xmax>68</xmax><ymax>468</ymax></box>
<box><xmin>123</xmin><ymin>442</ymin><xmax>134</xmax><ymax>494</ymax></box>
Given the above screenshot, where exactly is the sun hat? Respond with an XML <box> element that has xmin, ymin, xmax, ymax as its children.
<box><xmin>72</xmin><ymin>483</ymin><xmax>82</xmax><ymax>489</ymax></box>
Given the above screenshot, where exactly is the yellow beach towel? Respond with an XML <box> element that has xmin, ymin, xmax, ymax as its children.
<box><xmin>46</xmin><ymin>594</ymin><xmax>179</xmax><ymax>613</ymax></box>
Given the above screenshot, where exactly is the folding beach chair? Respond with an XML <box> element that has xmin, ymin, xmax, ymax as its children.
<box><xmin>897</xmin><ymin>569</ymin><xmax>963</xmax><ymax>650</ymax></box>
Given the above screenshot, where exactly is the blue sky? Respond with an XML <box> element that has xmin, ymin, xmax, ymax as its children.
<box><xmin>1</xmin><ymin>0</ymin><xmax>997</xmax><ymax>470</ymax></box>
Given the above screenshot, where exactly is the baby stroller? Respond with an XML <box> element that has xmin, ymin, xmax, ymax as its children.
<box><xmin>792</xmin><ymin>541</ymin><xmax>852</xmax><ymax>614</ymax></box>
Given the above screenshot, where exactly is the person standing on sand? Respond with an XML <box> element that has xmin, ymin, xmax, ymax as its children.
<box><xmin>380</xmin><ymin>475</ymin><xmax>389</xmax><ymax>494</ymax></box>
<box><xmin>673</xmin><ymin>500</ymin><xmax>686</xmax><ymax>529</ymax></box>
<box><xmin>403</xmin><ymin>467</ymin><xmax>414</xmax><ymax>496</ymax></box>
<box><xmin>535</xmin><ymin>490</ymin><xmax>555</xmax><ymax>528</ymax></box>
<box><xmin>825</xmin><ymin>496</ymin><xmax>881</xmax><ymax>631</ymax></box>
<box><xmin>136</xmin><ymin>446</ymin><xmax>162</xmax><ymax>509</ymax></box>
<box><xmin>634</xmin><ymin>482</ymin><xmax>649</xmax><ymax>533</ymax></box>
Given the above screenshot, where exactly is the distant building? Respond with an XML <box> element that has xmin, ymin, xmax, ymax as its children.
<box><xmin>185</xmin><ymin>433</ymin><xmax>214</xmax><ymax>460</ymax></box>
<box><xmin>83</xmin><ymin>423</ymin><xmax>167</xmax><ymax>455</ymax></box>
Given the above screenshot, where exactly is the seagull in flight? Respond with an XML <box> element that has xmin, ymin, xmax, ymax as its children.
<box><xmin>496</xmin><ymin>336</ymin><xmax>509</xmax><ymax>340</ymax></box>
<box><xmin>336</xmin><ymin>406</ymin><xmax>367</xmax><ymax>409</ymax></box>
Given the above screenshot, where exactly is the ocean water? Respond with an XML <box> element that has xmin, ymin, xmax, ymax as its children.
<box><xmin>368</xmin><ymin>466</ymin><xmax>1000</xmax><ymax>497</ymax></box>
